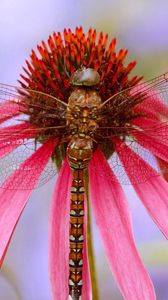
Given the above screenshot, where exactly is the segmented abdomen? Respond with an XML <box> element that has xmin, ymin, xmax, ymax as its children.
<box><xmin>69</xmin><ymin>168</ymin><xmax>85</xmax><ymax>300</ymax></box>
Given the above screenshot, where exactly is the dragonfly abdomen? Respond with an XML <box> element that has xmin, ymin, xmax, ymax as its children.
<box><xmin>67</xmin><ymin>136</ymin><xmax>93</xmax><ymax>300</ymax></box>
<box><xmin>69</xmin><ymin>167</ymin><xmax>85</xmax><ymax>300</ymax></box>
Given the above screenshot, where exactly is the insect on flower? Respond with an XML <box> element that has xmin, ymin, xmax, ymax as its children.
<box><xmin>0</xmin><ymin>26</ymin><xmax>168</xmax><ymax>300</ymax></box>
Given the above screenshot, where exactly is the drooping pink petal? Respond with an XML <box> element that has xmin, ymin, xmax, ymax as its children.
<box><xmin>89</xmin><ymin>148</ymin><xmax>156</xmax><ymax>300</ymax></box>
<box><xmin>49</xmin><ymin>161</ymin><xmax>91</xmax><ymax>300</ymax></box>
<box><xmin>82</xmin><ymin>194</ymin><xmax>92</xmax><ymax>300</ymax></box>
<box><xmin>130</xmin><ymin>117</ymin><xmax>168</xmax><ymax>167</ymax></box>
<box><xmin>0</xmin><ymin>101</ymin><xmax>21</xmax><ymax>124</ymax></box>
<box><xmin>0</xmin><ymin>138</ymin><xmax>57</xmax><ymax>267</ymax></box>
<box><xmin>132</xmin><ymin>83</ymin><xmax>168</xmax><ymax>119</ymax></box>
<box><xmin>49</xmin><ymin>159</ymin><xmax>71</xmax><ymax>300</ymax></box>
<box><xmin>0</xmin><ymin>123</ymin><xmax>37</xmax><ymax>158</ymax></box>
<box><xmin>115</xmin><ymin>139</ymin><xmax>168</xmax><ymax>238</ymax></box>
<box><xmin>132</xmin><ymin>117</ymin><xmax>168</xmax><ymax>138</ymax></box>
<box><xmin>133</xmin><ymin>129</ymin><xmax>168</xmax><ymax>162</ymax></box>
<box><xmin>157</xmin><ymin>158</ymin><xmax>168</xmax><ymax>182</ymax></box>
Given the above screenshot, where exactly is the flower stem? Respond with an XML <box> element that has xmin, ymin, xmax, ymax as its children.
<box><xmin>85</xmin><ymin>172</ymin><xmax>100</xmax><ymax>300</ymax></box>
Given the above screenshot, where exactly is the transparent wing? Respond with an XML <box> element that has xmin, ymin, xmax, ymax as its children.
<box><xmin>91</xmin><ymin>72</ymin><xmax>168</xmax><ymax>184</ymax></box>
<box><xmin>1</xmin><ymin>74</ymin><xmax>168</xmax><ymax>188</ymax></box>
<box><xmin>0</xmin><ymin>83</ymin><xmax>68</xmax><ymax>189</ymax></box>
<box><xmin>0</xmin><ymin>140</ymin><xmax>58</xmax><ymax>190</ymax></box>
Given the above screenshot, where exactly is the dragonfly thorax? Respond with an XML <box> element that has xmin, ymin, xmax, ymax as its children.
<box><xmin>66</xmin><ymin>88</ymin><xmax>101</xmax><ymax>168</ymax></box>
<box><xmin>67</xmin><ymin>135</ymin><xmax>93</xmax><ymax>169</ymax></box>
<box><xmin>66</xmin><ymin>88</ymin><xmax>102</xmax><ymax>137</ymax></box>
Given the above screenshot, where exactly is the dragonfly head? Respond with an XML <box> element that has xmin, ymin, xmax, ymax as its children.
<box><xmin>70</xmin><ymin>67</ymin><xmax>100</xmax><ymax>86</ymax></box>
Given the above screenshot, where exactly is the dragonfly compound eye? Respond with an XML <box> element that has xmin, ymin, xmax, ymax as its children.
<box><xmin>70</xmin><ymin>67</ymin><xmax>100</xmax><ymax>86</ymax></box>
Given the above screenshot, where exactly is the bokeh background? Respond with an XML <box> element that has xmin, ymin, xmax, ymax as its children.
<box><xmin>1</xmin><ymin>0</ymin><xmax>168</xmax><ymax>299</ymax></box>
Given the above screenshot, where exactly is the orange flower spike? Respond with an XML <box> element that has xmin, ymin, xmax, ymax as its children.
<box><xmin>70</xmin><ymin>33</ymin><xmax>75</xmax><ymax>44</ymax></box>
<box><xmin>116</xmin><ymin>63</ymin><xmax>123</xmax><ymax>75</ymax></box>
<box><xmin>98</xmin><ymin>50</ymin><xmax>103</xmax><ymax>64</ymax></box>
<box><xmin>70</xmin><ymin>45</ymin><xmax>76</xmax><ymax>62</ymax></box>
<box><xmin>50</xmin><ymin>61</ymin><xmax>61</xmax><ymax>80</ymax></box>
<box><xmin>88</xmin><ymin>47</ymin><xmax>96</xmax><ymax>66</ymax></box>
<box><xmin>106</xmin><ymin>53</ymin><xmax>116</xmax><ymax>73</ymax></box>
<box><xmin>70</xmin><ymin>65</ymin><xmax>75</xmax><ymax>74</ymax></box>
<box><xmin>22</xmin><ymin>66</ymin><xmax>31</xmax><ymax>77</ymax></box>
<box><xmin>101</xmin><ymin>70</ymin><xmax>105</xmax><ymax>80</ymax></box>
<box><xmin>57</xmin><ymin>32</ymin><xmax>64</xmax><ymax>49</ymax></box>
<box><xmin>98</xmin><ymin>41</ymin><xmax>103</xmax><ymax>55</ymax></box>
<box><xmin>53</xmin><ymin>32</ymin><xmax>63</xmax><ymax>50</ymax></box>
<box><xmin>48</xmin><ymin>36</ymin><xmax>55</xmax><ymax>52</ymax></box>
<box><xmin>37</xmin><ymin>45</ymin><xmax>45</xmax><ymax>60</ymax></box>
<box><xmin>65</xmin><ymin>46</ymin><xmax>70</xmax><ymax>59</ymax></box>
<box><xmin>25</xmin><ymin>60</ymin><xmax>34</xmax><ymax>73</ymax></box>
<box><xmin>47</xmin><ymin>39</ymin><xmax>59</xmax><ymax>64</ymax></box>
<box><xmin>129</xmin><ymin>75</ymin><xmax>143</xmax><ymax>86</ymax></box>
<box><xmin>118</xmin><ymin>49</ymin><xmax>128</xmax><ymax>62</ymax></box>
<box><xmin>93</xmin><ymin>61</ymin><xmax>99</xmax><ymax>71</ymax></box>
<box><xmin>98</xmin><ymin>31</ymin><xmax>103</xmax><ymax>51</ymax></box>
<box><xmin>20</xmin><ymin>74</ymin><xmax>31</xmax><ymax>85</ymax></box>
<box><xmin>75</xmin><ymin>26</ymin><xmax>83</xmax><ymax>39</ymax></box>
<box><xmin>125</xmin><ymin>61</ymin><xmax>137</xmax><ymax>75</ymax></box>
<box><xmin>80</xmin><ymin>44</ymin><xmax>85</xmax><ymax>60</ymax></box>
<box><xmin>30</xmin><ymin>50</ymin><xmax>40</xmax><ymax>68</ymax></box>
<box><xmin>106</xmin><ymin>60</ymin><xmax>114</xmax><ymax>74</ymax></box>
<box><xmin>42</xmin><ymin>40</ymin><xmax>49</xmax><ymax>53</ymax></box>
<box><xmin>57</xmin><ymin>45</ymin><xmax>63</xmax><ymax>60</ymax></box>
<box><xmin>68</xmin><ymin>28</ymin><xmax>72</xmax><ymax>38</ymax></box>
<box><xmin>106</xmin><ymin>38</ymin><xmax>116</xmax><ymax>59</ymax></box>
<box><xmin>35</xmin><ymin>81</ymin><xmax>46</xmax><ymax>91</ymax></box>
<box><xmin>91</xmin><ymin>29</ymin><xmax>97</xmax><ymax>44</ymax></box>
<box><xmin>76</xmin><ymin>53</ymin><xmax>81</xmax><ymax>66</ymax></box>
<box><xmin>41</xmin><ymin>42</ymin><xmax>50</xmax><ymax>61</ymax></box>
<box><xmin>81</xmin><ymin>33</ymin><xmax>87</xmax><ymax>46</ymax></box>
<box><xmin>86</xmin><ymin>38</ymin><xmax>91</xmax><ymax>52</ymax></box>
<box><xmin>65</xmin><ymin>58</ymin><xmax>71</xmax><ymax>72</ymax></box>
<box><xmin>64</xmin><ymin>28</ymin><xmax>71</xmax><ymax>47</ymax></box>
<box><xmin>88</xmin><ymin>28</ymin><xmax>93</xmax><ymax>40</ymax></box>
<box><xmin>44</xmin><ymin>69</ymin><xmax>63</xmax><ymax>97</ymax></box>
<box><xmin>103</xmin><ymin>33</ymin><xmax>108</xmax><ymax>49</ymax></box>
<box><xmin>53</xmin><ymin>32</ymin><xmax>59</xmax><ymax>48</ymax></box>
<box><xmin>17</xmin><ymin>80</ymin><xmax>27</xmax><ymax>89</ymax></box>
<box><xmin>33</xmin><ymin>69</ymin><xmax>44</xmax><ymax>83</ymax></box>
<box><xmin>76</xmin><ymin>38</ymin><xmax>81</xmax><ymax>51</ymax></box>
<box><xmin>111</xmin><ymin>72</ymin><xmax>119</xmax><ymax>85</ymax></box>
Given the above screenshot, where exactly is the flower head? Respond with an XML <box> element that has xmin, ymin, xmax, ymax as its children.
<box><xmin>0</xmin><ymin>27</ymin><xmax>168</xmax><ymax>300</ymax></box>
<box><xmin>18</xmin><ymin>26</ymin><xmax>144</xmax><ymax>163</ymax></box>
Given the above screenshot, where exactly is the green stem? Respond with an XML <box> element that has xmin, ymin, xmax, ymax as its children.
<box><xmin>85</xmin><ymin>172</ymin><xmax>100</xmax><ymax>300</ymax></box>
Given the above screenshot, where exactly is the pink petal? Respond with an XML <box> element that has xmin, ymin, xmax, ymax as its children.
<box><xmin>133</xmin><ymin>130</ymin><xmax>168</xmax><ymax>162</ymax></box>
<box><xmin>0</xmin><ymin>101</ymin><xmax>21</xmax><ymax>124</ymax></box>
<box><xmin>132</xmin><ymin>84</ymin><xmax>168</xmax><ymax>119</ymax></box>
<box><xmin>89</xmin><ymin>148</ymin><xmax>156</xmax><ymax>300</ymax></box>
<box><xmin>0</xmin><ymin>122</ymin><xmax>36</xmax><ymax>137</ymax></box>
<box><xmin>132</xmin><ymin>117</ymin><xmax>168</xmax><ymax>137</ymax></box>
<box><xmin>0</xmin><ymin>123</ymin><xmax>37</xmax><ymax>158</ymax></box>
<box><xmin>157</xmin><ymin>158</ymin><xmax>168</xmax><ymax>181</ymax></box>
<box><xmin>82</xmin><ymin>194</ymin><xmax>92</xmax><ymax>300</ymax></box>
<box><xmin>49</xmin><ymin>160</ymin><xmax>71</xmax><ymax>300</ymax></box>
<box><xmin>0</xmin><ymin>138</ymin><xmax>57</xmax><ymax>267</ymax></box>
<box><xmin>115</xmin><ymin>139</ymin><xmax>168</xmax><ymax>238</ymax></box>
<box><xmin>49</xmin><ymin>161</ymin><xmax>91</xmax><ymax>300</ymax></box>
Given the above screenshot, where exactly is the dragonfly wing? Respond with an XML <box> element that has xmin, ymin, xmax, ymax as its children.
<box><xmin>0</xmin><ymin>83</ymin><xmax>66</xmax><ymax>189</ymax></box>
<box><xmin>92</xmin><ymin>73</ymin><xmax>168</xmax><ymax>184</ymax></box>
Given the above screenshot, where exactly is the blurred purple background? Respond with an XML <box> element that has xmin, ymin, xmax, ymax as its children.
<box><xmin>1</xmin><ymin>0</ymin><xmax>168</xmax><ymax>299</ymax></box>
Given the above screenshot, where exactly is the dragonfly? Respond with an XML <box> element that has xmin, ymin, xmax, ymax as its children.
<box><xmin>0</xmin><ymin>67</ymin><xmax>168</xmax><ymax>300</ymax></box>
